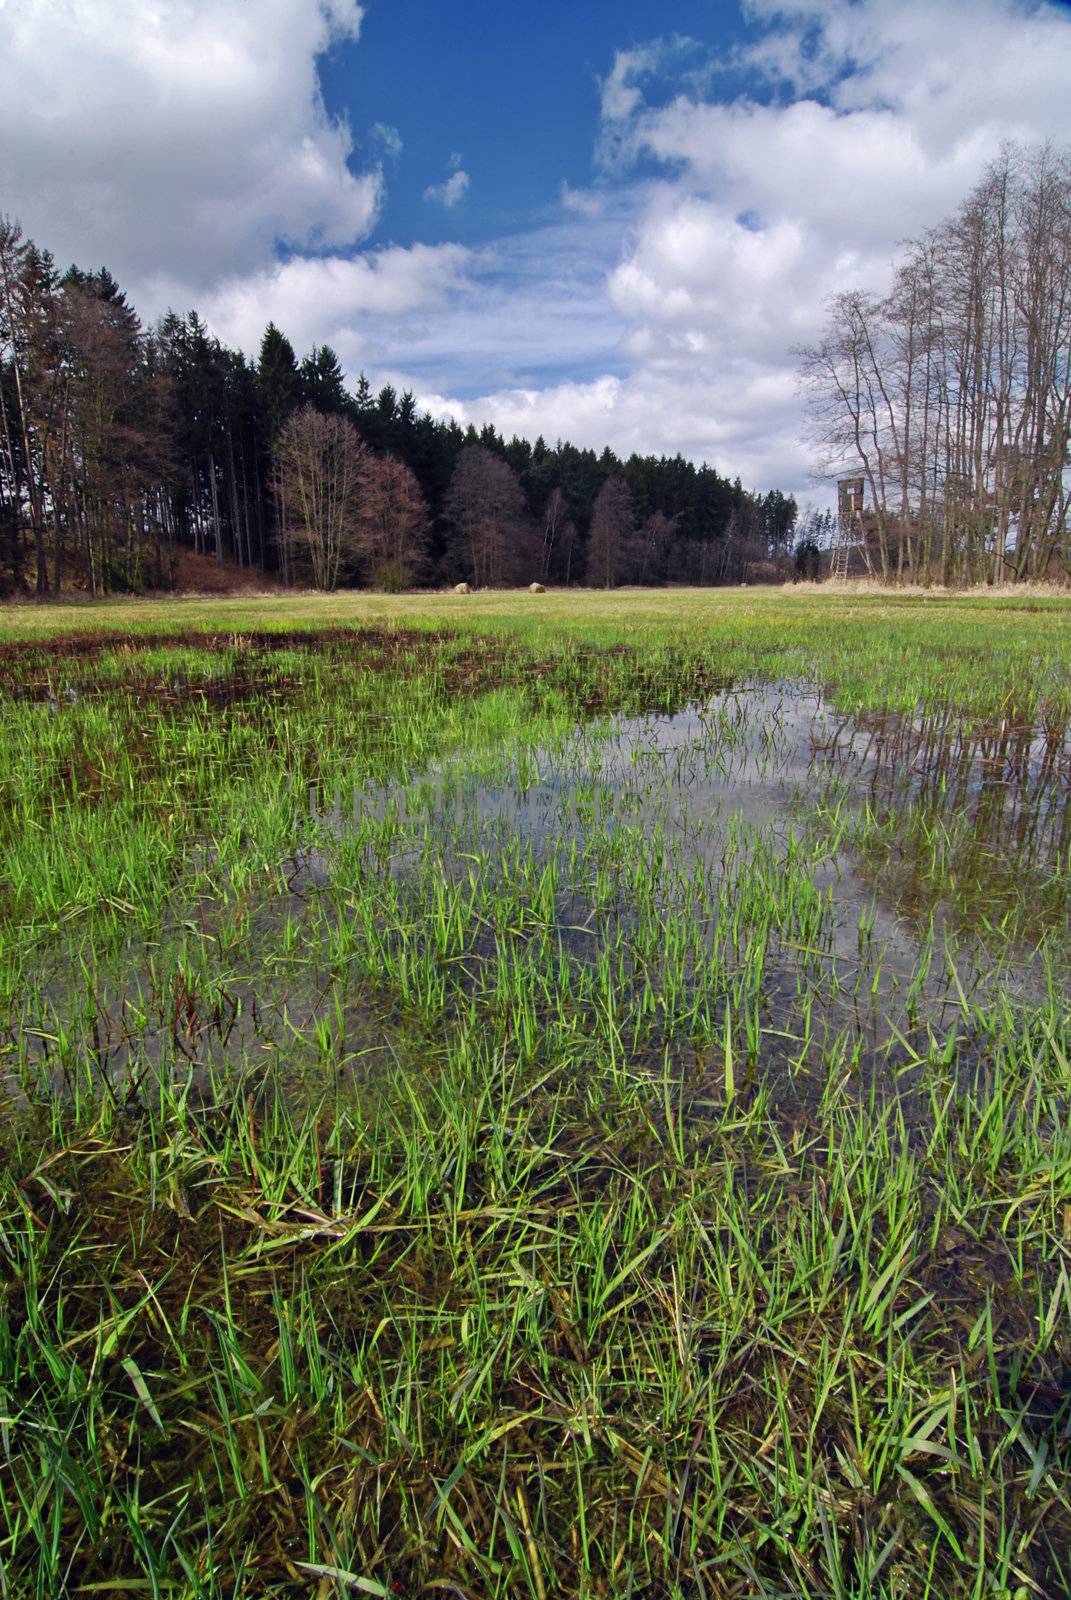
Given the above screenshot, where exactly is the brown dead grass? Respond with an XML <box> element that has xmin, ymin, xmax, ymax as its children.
<box><xmin>786</xmin><ymin>576</ymin><xmax>1070</xmax><ymax>597</ymax></box>
<box><xmin>169</xmin><ymin>550</ymin><xmax>285</xmax><ymax>596</ymax></box>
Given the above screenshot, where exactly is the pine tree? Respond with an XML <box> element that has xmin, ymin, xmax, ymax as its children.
<box><xmin>257</xmin><ymin>324</ymin><xmax>301</xmax><ymax>437</ymax></box>
<box><xmin>300</xmin><ymin>344</ymin><xmax>347</xmax><ymax>413</ymax></box>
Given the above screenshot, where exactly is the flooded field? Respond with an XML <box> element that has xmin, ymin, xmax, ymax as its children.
<box><xmin>1</xmin><ymin>593</ymin><xmax>1070</xmax><ymax>1598</ymax></box>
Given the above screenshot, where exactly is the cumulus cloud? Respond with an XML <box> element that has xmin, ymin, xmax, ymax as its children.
<box><xmin>196</xmin><ymin>242</ymin><xmax>471</xmax><ymax>362</ymax></box>
<box><xmin>426</xmin><ymin>0</ymin><xmax>1071</xmax><ymax>498</ymax></box>
<box><xmin>418</xmin><ymin>362</ymin><xmax>809</xmax><ymax>494</ymax></box>
<box><xmin>0</xmin><ymin>0</ymin><xmax>379</xmax><ymax>292</ymax></box>
<box><xmin>596</xmin><ymin>35</ymin><xmax>704</xmax><ymax>167</ymax></box>
<box><xmin>4</xmin><ymin>0</ymin><xmax>1069</xmax><ymax>502</ymax></box>
<box><xmin>744</xmin><ymin>0</ymin><xmax>1070</xmax><ymax>142</ymax></box>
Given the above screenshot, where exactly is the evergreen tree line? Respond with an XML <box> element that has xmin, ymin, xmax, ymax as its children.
<box><xmin>0</xmin><ymin>215</ymin><xmax>796</xmax><ymax>595</ymax></box>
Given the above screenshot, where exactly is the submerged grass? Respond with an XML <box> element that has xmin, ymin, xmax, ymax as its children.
<box><xmin>0</xmin><ymin>590</ymin><xmax>1069</xmax><ymax>1598</ymax></box>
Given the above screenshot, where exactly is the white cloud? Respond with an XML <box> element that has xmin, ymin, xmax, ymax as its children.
<box><xmin>560</xmin><ymin>182</ymin><xmax>605</xmax><ymax>218</ymax></box>
<box><xmin>0</xmin><ymin>0</ymin><xmax>378</xmax><ymax>292</ymax></box>
<box><xmin>3</xmin><ymin>0</ymin><xmax>1069</xmax><ymax>505</ymax></box>
<box><xmin>596</xmin><ymin>35</ymin><xmax>701</xmax><ymax>167</ymax></box>
<box><xmin>310</xmin><ymin>215</ymin><xmax>628</xmax><ymax>394</ymax></box>
<box><xmin>196</xmin><ymin>243</ymin><xmax>471</xmax><ymax>360</ymax></box>
<box><xmin>370</xmin><ymin>122</ymin><xmax>403</xmax><ymax>158</ymax></box>
<box><xmin>745</xmin><ymin>0</ymin><xmax>1070</xmax><ymax>145</ymax></box>
<box><xmin>417</xmin><ymin>363</ymin><xmax>808</xmax><ymax>492</ymax></box>
<box><xmin>600</xmin><ymin>43</ymin><xmax>663</xmax><ymax>124</ymax></box>
<box><xmin>422</xmin><ymin>0</ymin><xmax>1071</xmax><ymax>499</ymax></box>
<box><xmin>424</xmin><ymin>169</ymin><xmax>471</xmax><ymax>208</ymax></box>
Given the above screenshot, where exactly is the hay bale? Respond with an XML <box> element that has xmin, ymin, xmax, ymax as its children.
<box><xmin>528</xmin><ymin>581</ymin><xmax>546</xmax><ymax>593</ymax></box>
<box><xmin>454</xmin><ymin>582</ymin><xmax>472</xmax><ymax>594</ymax></box>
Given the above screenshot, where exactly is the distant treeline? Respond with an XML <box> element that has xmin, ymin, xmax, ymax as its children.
<box><xmin>0</xmin><ymin>218</ymin><xmax>796</xmax><ymax>595</ymax></box>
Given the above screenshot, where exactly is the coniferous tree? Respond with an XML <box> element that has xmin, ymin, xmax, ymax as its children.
<box><xmin>256</xmin><ymin>324</ymin><xmax>301</xmax><ymax>577</ymax></box>
<box><xmin>300</xmin><ymin>344</ymin><xmax>348</xmax><ymax>413</ymax></box>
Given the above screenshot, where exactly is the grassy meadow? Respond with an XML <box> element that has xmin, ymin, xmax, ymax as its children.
<box><xmin>0</xmin><ymin>585</ymin><xmax>1069</xmax><ymax>1598</ymax></box>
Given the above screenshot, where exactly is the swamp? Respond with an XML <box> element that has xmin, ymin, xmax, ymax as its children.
<box><xmin>0</xmin><ymin>586</ymin><xmax>1069</xmax><ymax>1598</ymax></box>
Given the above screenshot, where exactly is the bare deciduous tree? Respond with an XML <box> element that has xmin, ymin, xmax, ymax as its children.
<box><xmin>585</xmin><ymin>476</ymin><xmax>634</xmax><ymax>588</ymax></box>
<box><xmin>0</xmin><ymin>218</ymin><xmax>58</xmax><ymax>592</ymax></box>
<box><xmin>539</xmin><ymin>486</ymin><xmax>568</xmax><ymax>581</ymax></box>
<box><xmin>800</xmin><ymin>143</ymin><xmax>1071</xmax><ymax>585</ymax></box>
<box><xmin>274</xmin><ymin>406</ymin><xmax>368</xmax><ymax>590</ymax></box>
<box><xmin>444</xmin><ymin>444</ymin><xmax>534</xmax><ymax>587</ymax></box>
<box><xmin>625</xmin><ymin>509</ymin><xmax>673</xmax><ymax>585</ymax></box>
<box><xmin>356</xmin><ymin>454</ymin><xmax>428</xmax><ymax>589</ymax></box>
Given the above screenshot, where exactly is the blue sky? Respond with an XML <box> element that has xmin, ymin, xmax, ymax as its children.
<box><xmin>320</xmin><ymin>2</ymin><xmax>760</xmax><ymax>249</ymax></box>
<box><xmin>2</xmin><ymin>0</ymin><xmax>1070</xmax><ymax>499</ymax></box>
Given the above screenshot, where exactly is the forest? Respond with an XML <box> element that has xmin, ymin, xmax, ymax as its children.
<box><xmin>0</xmin><ymin>218</ymin><xmax>796</xmax><ymax>595</ymax></box>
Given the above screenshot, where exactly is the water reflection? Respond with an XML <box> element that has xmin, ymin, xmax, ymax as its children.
<box><xmin>304</xmin><ymin>680</ymin><xmax>1070</xmax><ymax>1050</ymax></box>
<box><xmin>7</xmin><ymin>676</ymin><xmax>1070</xmax><ymax>1110</ymax></box>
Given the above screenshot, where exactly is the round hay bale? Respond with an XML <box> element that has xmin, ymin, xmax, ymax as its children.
<box><xmin>528</xmin><ymin>581</ymin><xmax>546</xmax><ymax>593</ymax></box>
<box><xmin>454</xmin><ymin>581</ymin><xmax>472</xmax><ymax>594</ymax></box>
